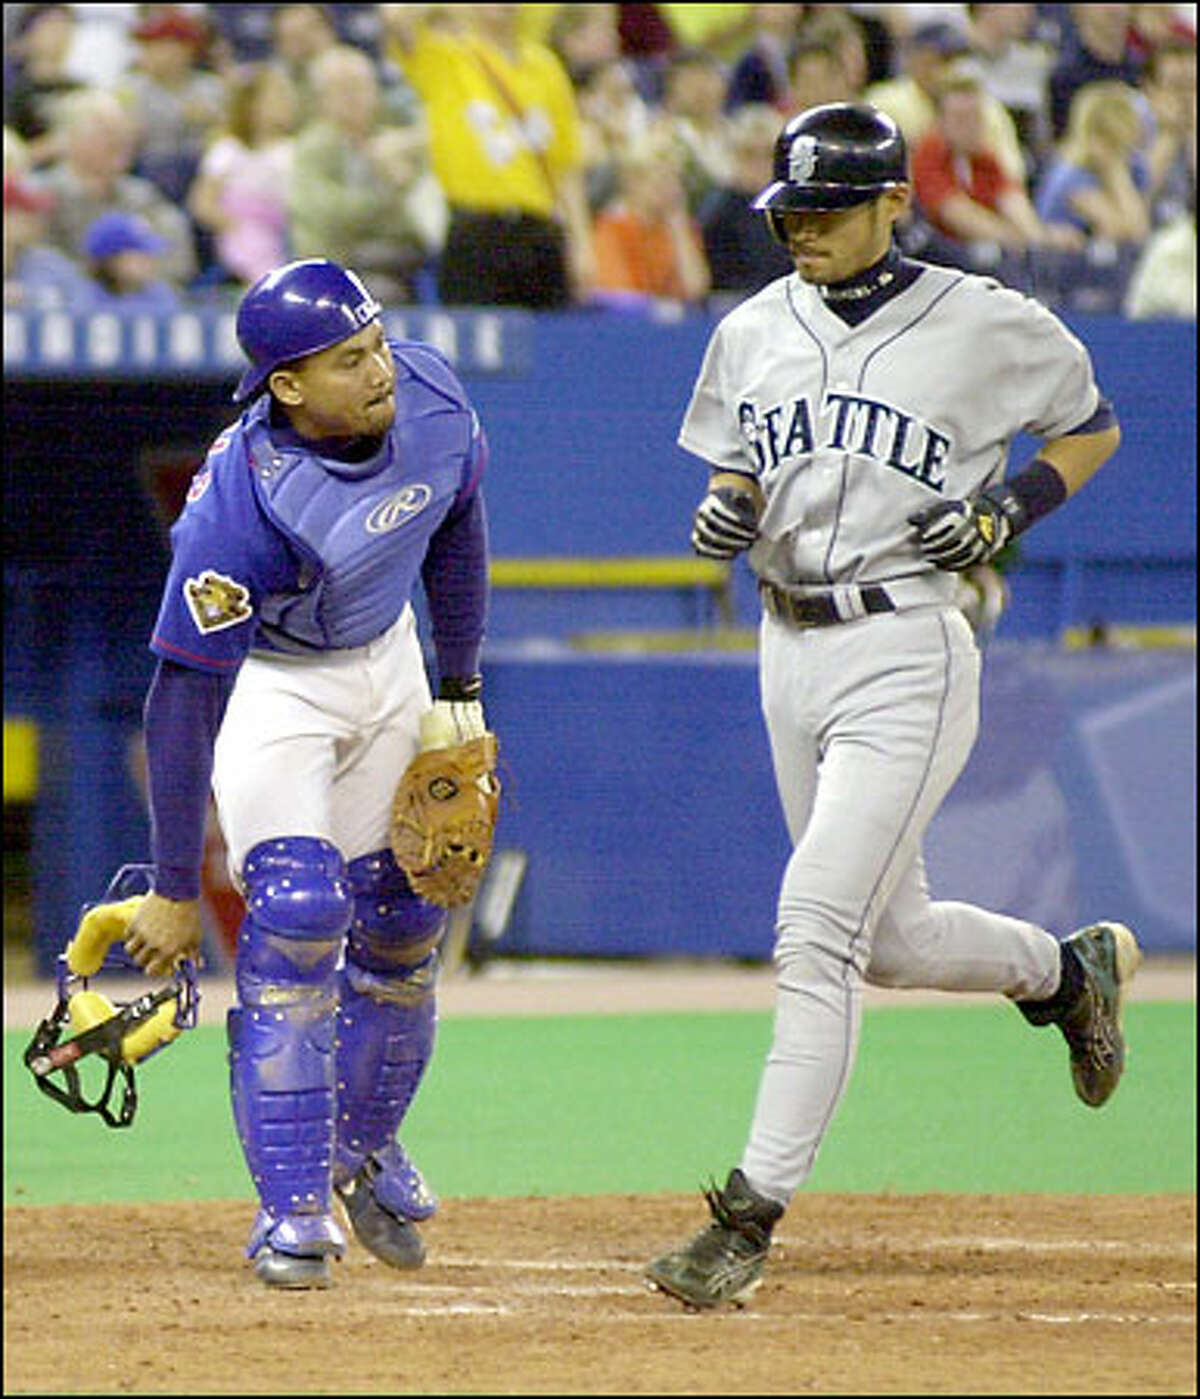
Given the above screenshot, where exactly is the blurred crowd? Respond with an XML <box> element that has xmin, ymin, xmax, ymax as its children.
<box><xmin>3</xmin><ymin>2</ymin><xmax>1196</xmax><ymax>321</ymax></box>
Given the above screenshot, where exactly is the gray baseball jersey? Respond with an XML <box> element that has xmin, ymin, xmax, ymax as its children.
<box><xmin>680</xmin><ymin>264</ymin><xmax>1100</xmax><ymax>601</ymax></box>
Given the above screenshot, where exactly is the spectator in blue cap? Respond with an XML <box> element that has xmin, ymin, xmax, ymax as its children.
<box><xmin>76</xmin><ymin>209</ymin><xmax>180</xmax><ymax>311</ymax></box>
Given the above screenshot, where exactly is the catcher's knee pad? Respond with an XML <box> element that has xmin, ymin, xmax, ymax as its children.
<box><xmin>344</xmin><ymin>848</ymin><xmax>445</xmax><ymax>978</ymax></box>
<box><xmin>236</xmin><ymin>836</ymin><xmax>352</xmax><ymax>999</ymax></box>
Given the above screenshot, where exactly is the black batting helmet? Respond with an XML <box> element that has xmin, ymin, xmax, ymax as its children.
<box><xmin>753</xmin><ymin>102</ymin><xmax>908</xmax><ymax>218</ymax></box>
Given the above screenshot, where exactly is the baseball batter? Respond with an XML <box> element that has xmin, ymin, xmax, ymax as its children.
<box><xmin>121</xmin><ymin>258</ymin><xmax>493</xmax><ymax>1289</ymax></box>
<box><xmin>646</xmin><ymin>104</ymin><xmax>1142</xmax><ymax>1311</ymax></box>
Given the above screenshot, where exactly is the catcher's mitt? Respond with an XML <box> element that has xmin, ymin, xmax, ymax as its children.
<box><xmin>390</xmin><ymin>732</ymin><xmax>500</xmax><ymax>907</ymax></box>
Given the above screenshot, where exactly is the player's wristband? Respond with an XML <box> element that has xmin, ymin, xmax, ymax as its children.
<box><xmin>981</xmin><ymin>458</ymin><xmax>1067</xmax><ymax>539</ymax></box>
<box><xmin>439</xmin><ymin>673</ymin><xmax>483</xmax><ymax>702</ymax></box>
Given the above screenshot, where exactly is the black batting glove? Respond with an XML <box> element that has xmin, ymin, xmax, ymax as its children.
<box><xmin>692</xmin><ymin>486</ymin><xmax>761</xmax><ymax>559</ymax></box>
<box><xmin>908</xmin><ymin>490</ymin><xmax>1015</xmax><ymax>571</ymax></box>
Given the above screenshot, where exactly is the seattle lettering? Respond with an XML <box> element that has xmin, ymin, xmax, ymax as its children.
<box><xmin>739</xmin><ymin>391</ymin><xmax>950</xmax><ymax>491</ymax></box>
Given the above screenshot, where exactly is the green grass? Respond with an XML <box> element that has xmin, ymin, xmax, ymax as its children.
<box><xmin>5</xmin><ymin>1002</ymin><xmax>1194</xmax><ymax>1206</ymax></box>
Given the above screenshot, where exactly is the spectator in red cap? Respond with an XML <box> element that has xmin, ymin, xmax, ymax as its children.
<box><xmin>3</xmin><ymin>170</ymin><xmax>82</xmax><ymax>308</ymax></box>
<box><xmin>117</xmin><ymin>5</ymin><xmax>228</xmax><ymax>205</ymax></box>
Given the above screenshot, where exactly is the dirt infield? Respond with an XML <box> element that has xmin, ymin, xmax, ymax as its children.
<box><xmin>3</xmin><ymin>1193</ymin><xmax>1195</xmax><ymax>1395</ymax></box>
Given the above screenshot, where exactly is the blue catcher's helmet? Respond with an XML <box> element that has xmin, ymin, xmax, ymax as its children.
<box><xmin>753</xmin><ymin>102</ymin><xmax>908</xmax><ymax>217</ymax></box>
<box><xmin>232</xmin><ymin>258</ymin><xmax>383</xmax><ymax>402</ymax></box>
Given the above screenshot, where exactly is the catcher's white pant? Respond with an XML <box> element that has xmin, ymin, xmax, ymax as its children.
<box><xmin>212</xmin><ymin>606</ymin><xmax>431</xmax><ymax>880</ymax></box>
<box><xmin>741</xmin><ymin>605</ymin><xmax>1061</xmax><ymax>1205</ymax></box>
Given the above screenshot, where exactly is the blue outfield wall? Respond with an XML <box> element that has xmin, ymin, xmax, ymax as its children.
<box><xmin>478</xmin><ymin>640</ymin><xmax>1195</xmax><ymax>961</ymax></box>
<box><xmin>3</xmin><ymin>308</ymin><xmax>1195</xmax><ymax>968</ymax></box>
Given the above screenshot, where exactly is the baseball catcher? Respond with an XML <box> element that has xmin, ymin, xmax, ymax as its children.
<box><xmin>120</xmin><ymin>258</ymin><xmax>497</xmax><ymax>1289</ymax></box>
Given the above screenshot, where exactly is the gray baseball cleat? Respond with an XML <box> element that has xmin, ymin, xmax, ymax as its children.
<box><xmin>646</xmin><ymin>1169</ymin><xmax>784</xmax><ymax>1310</ymax></box>
<box><xmin>253</xmin><ymin>1248</ymin><xmax>333</xmax><ymax>1289</ymax></box>
<box><xmin>246</xmin><ymin>1208</ymin><xmax>344</xmax><ymax>1289</ymax></box>
<box><xmin>1058</xmin><ymin>922</ymin><xmax>1142</xmax><ymax>1107</ymax></box>
<box><xmin>335</xmin><ymin>1152</ymin><xmax>428</xmax><ymax>1269</ymax></box>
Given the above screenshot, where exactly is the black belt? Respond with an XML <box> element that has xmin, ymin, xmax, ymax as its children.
<box><xmin>760</xmin><ymin>581</ymin><xmax>895</xmax><ymax>628</ymax></box>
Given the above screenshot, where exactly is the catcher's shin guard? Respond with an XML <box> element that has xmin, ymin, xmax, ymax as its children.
<box><xmin>333</xmin><ymin>850</ymin><xmax>443</xmax><ymax>1188</ymax></box>
<box><xmin>332</xmin><ymin>850</ymin><xmax>443</xmax><ymax>1267</ymax></box>
<box><xmin>333</xmin><ymin>967</ymin><xmax>439</xmax><ymax>1195</ymax></box>
<box><xmin>229</xmin><ymin>838</ymin><xmax>352</xmax><ymax>1273</ymax></box>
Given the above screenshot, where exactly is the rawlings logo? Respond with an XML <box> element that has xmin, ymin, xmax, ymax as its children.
<box><xmin>788</xmin><ymin>135</ymin><xmax>819</xmax><ymax>184</ymax></box>
<box><xmin>365</xmin><ymin>484</ymin><xmax>432</xmax><ymax>535</ymax></box>
<box><xmin>183</xmin><ymin>570</ymin><xmax>252</xmax><ymax>634</ymax></box>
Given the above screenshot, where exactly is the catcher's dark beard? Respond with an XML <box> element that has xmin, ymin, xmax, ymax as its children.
<box><xmin>268</xmin><ymin>398</ymin><xmax>387</xmax><ymax>460</ymax></box>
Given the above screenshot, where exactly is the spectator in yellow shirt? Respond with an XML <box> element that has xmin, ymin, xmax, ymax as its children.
<box><xmin>381</xmin><ymin>3</ymin><xmax>595</xmax><ymax>307</ymax></box>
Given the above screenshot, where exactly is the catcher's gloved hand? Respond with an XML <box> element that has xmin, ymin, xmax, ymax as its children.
<box><xmin>908</xmin><ymin>490</ymin><xmax>1014</xmax><ymax>571</ymax></box>
<box><xmin>390</xmin><ymin>692</ymin><xmax>500</xmax><ymax>909</ymax></box>
<box><xmin>692</xmin><ymin>484</ymin><xmax>762</xmax><ymax>559</ymax></box>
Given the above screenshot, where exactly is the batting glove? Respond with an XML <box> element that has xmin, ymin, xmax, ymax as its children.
<box><xmin>692</xmin><ymin>486</ymin><xmax>761</xmax><ymax>559</ymax></box>
<box><xmin>908</xmin><ymin>491</ymin><xmax>1013</xmax><ymax>571</ymax></box>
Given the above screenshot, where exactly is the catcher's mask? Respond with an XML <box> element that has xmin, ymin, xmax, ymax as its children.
<box><xmin>23</xmin><ymin>865</ymin><xmax>200</xmax><ymax>1129</ymax></box>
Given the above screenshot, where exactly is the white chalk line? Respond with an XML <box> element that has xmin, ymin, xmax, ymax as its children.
<box><xmin>433</xmin><ymin>1255</ymin><xmax>642</xmax><ymax>1272</ymax></box>
<box><xmin>910</xmin><ymin>1235</ymin><xmax>1195</xmax><ymax>1258</ymax></box>
<box><xmin>375</xmin><ymin>1279</ymin><xmax>646</xmax><ymax>1299</ymax></box>
<box><xmin>360</xmin><ymin>1300</ymin><xmax>1195</xmax><ymax>1326</ymax></box>
<box><xmin>370</xmin><ymin>1244</ymin><xmax>1197</xmax><ymax>1324</ymax></box>
<box><xmin>428</xmin><ymin>1232</ymin><xmax>1195</xmax><ymax>1274</ymax></box>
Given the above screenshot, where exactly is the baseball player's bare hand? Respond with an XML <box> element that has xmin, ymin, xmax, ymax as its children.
<box><xmin>692</xmin><ymin>483</ymin><xmax>763</xmax><ymax>559</ymax></box>
<box><xmin>908</xmin><ymin>495</ymin><xmax>1012</xmax><ymax>571</ymax></box>
<box><xmin>124</xmin><ymin>893</ymin><xmax>204</xmax><ymax>977</ymax></box>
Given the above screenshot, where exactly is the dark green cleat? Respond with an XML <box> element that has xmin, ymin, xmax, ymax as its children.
<box><xmin>646</xmin><ymin>1169</ymin><xmax>784</xmax><ymax>1310</ymax></box>
<box><xmin>1058</xmin><ymin>922</ymin><xmax>1142</xmax><ymax>1107</ymax></box>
